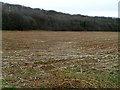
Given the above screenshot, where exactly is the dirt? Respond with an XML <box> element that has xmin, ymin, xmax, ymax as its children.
<box><xmin>2</xmin><ymin>31</ymin><xmax>118</xmax><ymax>88</ymax></box>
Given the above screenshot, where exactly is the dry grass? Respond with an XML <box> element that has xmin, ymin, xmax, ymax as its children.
<box><xmin>2</xmin><ymin>31</ymin><xmax>118</xmax><ymax>88</ymax></box>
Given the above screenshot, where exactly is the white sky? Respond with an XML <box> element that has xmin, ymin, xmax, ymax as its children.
<box><xmin>1</xmin><ymin>0</ymin><xmax>119</xmax><ymax>17</ymax></box>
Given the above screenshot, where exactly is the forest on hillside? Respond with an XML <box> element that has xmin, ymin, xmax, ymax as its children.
<box><xmin>2</xmin><ymin>2</ymin><xmax>120</xmax><ymax>31</ymax></box>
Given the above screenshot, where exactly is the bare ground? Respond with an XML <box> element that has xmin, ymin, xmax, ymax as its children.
<box><xmin>2</xmin><ymin>31</ymin><xmax>119</xmax><ymax>88</ymax></box>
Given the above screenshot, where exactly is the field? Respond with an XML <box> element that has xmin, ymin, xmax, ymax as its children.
<box><xmin>2</xmin><ymin>31</ymin><xmax>118</xmax><ymax>88</ymax></box>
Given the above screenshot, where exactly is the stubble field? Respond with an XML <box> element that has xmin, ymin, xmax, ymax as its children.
<box><xmin>2</xmin><ymin>31</ymin><xmax>119</xmax><ymax>88</ymax></box>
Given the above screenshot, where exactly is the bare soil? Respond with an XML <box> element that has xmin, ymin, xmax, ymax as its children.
<box><xmin>2</xmin><ymin>31</ymin><xmax>119</xmax><ymax>88</ymax></box>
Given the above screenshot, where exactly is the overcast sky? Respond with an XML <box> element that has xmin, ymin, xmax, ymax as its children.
<box><xmin>1</xmin><ymin>0</ymin><xmax>119</xmax><ymax>17</ymax></box>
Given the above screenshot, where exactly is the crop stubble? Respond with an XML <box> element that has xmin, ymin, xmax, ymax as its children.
<box><xmin>2</xmin><ymin>31</ymin><xmax>118</xmax><ymax>88</ymax></box>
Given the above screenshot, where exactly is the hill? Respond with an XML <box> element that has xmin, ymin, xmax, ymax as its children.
<box><xmin>1</xmin><ymin>2</ymin><xmax>119</xmax><ymax>31</ymax></box>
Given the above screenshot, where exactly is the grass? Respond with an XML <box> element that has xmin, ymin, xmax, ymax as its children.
<box><xmin>3</xmin><ymin>86</ymin><xmax>16</xmax><ymax>90</ymax></box>
<box><xmin>39</xmin><ymin>85</ymin><xmax>47</xmax><ymax>88</ymax></box>
<box><xmin>91</xmin><ymin>67</ymin><xmax>97</xmax><ymax>70</ymax></box>
<box><xmin>63</xmin><ymin>66</ymin><xmax>119</xmax><ymax>88</ymax></box>
<box><xmin>62</xmin><ymin>67</ymin><xmax>82</xmax><ymax>73</ymax></box>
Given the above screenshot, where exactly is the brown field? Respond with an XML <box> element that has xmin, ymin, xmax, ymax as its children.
<box><xmin>2</xmin><ymin>31</ymin><xmax>118</xmax><ymax>88</ymax></box>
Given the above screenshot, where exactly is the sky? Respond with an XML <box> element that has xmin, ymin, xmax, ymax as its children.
<box><xmin>1</xmin><ymin>0</ymin><xmax>119</xmax><ymax>17</ymax></box>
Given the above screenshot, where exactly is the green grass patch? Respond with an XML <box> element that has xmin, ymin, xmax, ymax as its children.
<box><xmin>3</xmin><ymin>86</ymin><xmax>16</xmax><ymax>90</ymax></box>
<box><xmin>39</xmin><ymin>85</ymin><xmax>47</xmax><ymax>88</ymax></box>
<box><xmin>109</xmin><ymin>70</ymin><xmax>118</xmax><ymax>75</ymax></box>
<box><xmin>63</xmin><ymin>67</ymin><xmax>81</xmax><ymax>73</ymax></box>
<box><xmin>91</xmin><ymin>70</ymin><xmax>118</xmax><ymax>88</ymax></box>
<box><xmin>91</xmin><ymin>67</ymin><xmax>97</xmax><ymax>70</ymax></box>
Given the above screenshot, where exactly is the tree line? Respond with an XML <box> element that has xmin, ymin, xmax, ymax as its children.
<box><xmin>2</xmin><ymin>2</ymin><xmax>120</xmax><ymax>31</ymax></box>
